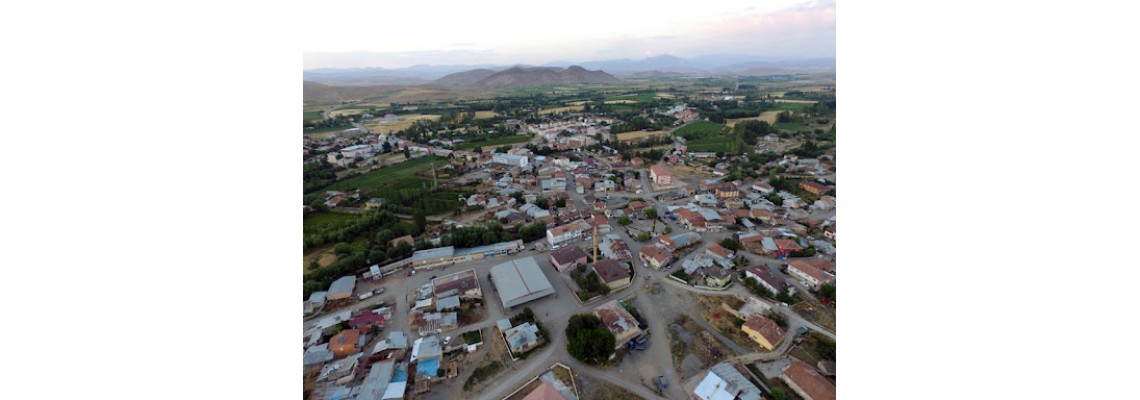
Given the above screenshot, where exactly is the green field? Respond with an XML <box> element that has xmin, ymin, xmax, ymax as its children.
<box><xmin>769</xmin><ymin>102</ymin><xmax>814</xmax><ymax>112</ymax></box>
<box><xmin>304</xmin><ymin>125</ymin><xmax>353</xmax><ymax>135</ymax></box>
<box><xmin>673</xmin><ymin>121</ymin><xmax>727</xmax><ymax>139</ymax></box>
<box><xmin>304</xmin><ymin>212</ymin><xmax>360</xmax><ymax>236</ymax></box>
<box><xmin>774</xmin><ymin>122</ymin><xmax>809</xmax><ymax>132</ymax></box>
<box><xmin>326</xmin><ymin>156</ymin><xmax>444</xmax><ymax>196</ymax></box>
<box><xmin>453</xmin><ymin>135</ymin><xmax>531</xmax><ymax>150</ymax></box>
<box><xmin>687</xmin><ymin>136</ymin><xmax>739</xmax><ymax>152</ymax></box>
<box><xmin>303</xmin><ymin>111</ymin><xmax>324</xmax><ymax>122</ymax></box>
<box><xmin>604</xmin><ymin>93</ymin><xmax>658</xmax><ymax>103</ymax></box>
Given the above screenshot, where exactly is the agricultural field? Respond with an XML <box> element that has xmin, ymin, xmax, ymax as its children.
<box><xmin>774</xmin><ymin>122</ymin><xmax>809</xmax><ymax>132</ymax></box>
<box><xmin>539</xmin><ymin>105</ymin><xmax>584</xmax><ymax>114</ymax></box>
<box><xmin>453</xmin><ymin>135</ymin><xmax>531</xmax><ymax>150</ymax></box>
<box><xmin>673</xmin><ymin>121</ymin><xmax>727</xmax><ymax>138</ymax></box>
<box><xmin>603</xmin><ymin>99</ymin><xmax>638</xmax><ymax>104</ymax></box>
<box><xmin>726</xmin><ymin>110</ymin><xmax>781</xmax><ymax>128</ymax></box>
<box><xmin>324</xmin><ymin>155</ymin><xmax>445</xmax><ymax>197</ymax></box>
<box><xmin>614</xmin><ymin>130</ymin><xmax>667</xmax><ymax>142</ymax></box>
<box><xmin>686</xmin><ymin>136</ymin><xmax>738</xmax><ymax>153</ymax></box>
<box><xmin>474</xmin><ymin>110</ymin><xmax>499</xmax><ymax>119</ymax></box>
<box><xmin>328</xmin><ymin>108</ymin><xmax>368</xmax><ymax>118</ymax></box>
<box><xmin>774</xmin><ymin>99</ymin><xmax>818</xmax><ymax>104</ymax></box>
<box><xmin>604</xmin><ymin>93</ymin><xmax>659</xmax><ymax>103</ymax></box>
<box><xmin>303</xmin><ymin>125</ymin><xmax>356</xmax><ymax>138</ymax></box>
<box><xmin>303</xmin><ymin>111</ymin><xmax>323</xmax><ymax>122</ymax></box>
<box><xmin>363</xmin><ymin>114</ymin><xmax>442</xmax><ymax>134</ymax></box>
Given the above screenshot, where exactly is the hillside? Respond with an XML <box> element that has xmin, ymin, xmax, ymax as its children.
<box><xmin>470</xmin><ymin>65</ymin><xmax>618</xmax><ymax>88</ymax></box>
<box><xmin>434</xmin><ymin>68</ymin><xmax>498</xmax><ymax>86</ymax></box>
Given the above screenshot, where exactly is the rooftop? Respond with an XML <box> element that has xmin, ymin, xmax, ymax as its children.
<box><xmin>593</xmin><ymin>259</ymin><xmax>630</xmax><ymax>283</ymax></box>
<box><xmin>490</xmin><ymin>256</ymin><xmax>555</xmax><ymax>306</ymax></box>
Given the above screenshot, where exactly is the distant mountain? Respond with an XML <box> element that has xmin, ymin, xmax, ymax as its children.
<box><xmin>304</xmin><ymin>54</ymin><xmax>835</xmax><ymax>86</ymax></box>
<box><xmin>433</xmin><ymin>69</ymin><xmax>499</xmax><ymax>86</ymax></box>
<box><xmin>465</xmin><ymin>65</ymin><xmax>618</xmax><ymax>88</ymax></box>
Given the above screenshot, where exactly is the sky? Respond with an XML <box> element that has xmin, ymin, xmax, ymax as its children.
<box><xmin>302</xmin><ymin>0</ymin><xmax>835</xmax><ymax>70</ymax></box>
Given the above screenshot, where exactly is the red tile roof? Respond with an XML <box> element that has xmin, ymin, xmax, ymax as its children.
<box><xmin>783</xmin><ymin>359</ymin><xmax>836</xmax><ymax>400</ymax></box>
<box><xmin>593</xmin><ymin>259</ymin><xmax>631</xmax><ymax>283</ymax></box>
<box><xmin>551</xmin><ymin>246</ymin><xmax>588</xmax><ymax>266</ymax></box>
<box><xmin>743</xmin><ymin>316</ymin><xmax>786</xmax><ymax>345</ymax></box>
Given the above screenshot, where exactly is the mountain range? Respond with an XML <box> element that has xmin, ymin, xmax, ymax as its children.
<box><xmin>302</xmin><ymin>54</ymin><xmax>835</xmax><ymax>86</ymax></box>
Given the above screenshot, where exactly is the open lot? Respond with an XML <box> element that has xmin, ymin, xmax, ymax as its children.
<box><xmin>364</xmin><ymin>114</ymin><xmax>442</xmax><ymax>134</ymax></box>
<box><xmin>539</xmin><ymin>105</ymin><xmax>584</xmax><ymax>114</ymax></box>
<box><xmin>452</xmin><ymin>135</ymin><xmax>530</xmax><ymax>150</ymax></box>
<box><xmin>692</xmin><ymin>295</ymin><xmax>772</xmax><ymax>353</ymax></box>
<box><xmin>575</xmin><ymin>374</ymin><xmax>646</xmax><ymax>400</ymax></box>
<box><xmin>792</xmin><ymin>302</ymin><xmax>836</xmax><ymax>332</ymax></box>
<box><xmin>614</xmin><ymin>130</ymin><xmax>667</xmax><ymax>142</ymax></box>
<box><xmin>668</xmin><ymin>315</ymin><xmax>730</xmax><ymax>381</ymax></box>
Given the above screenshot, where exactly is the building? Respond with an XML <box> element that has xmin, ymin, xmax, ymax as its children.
<box><xmin>329</xmin><ymin>329</ymin><xmax>362</xmax><ymax>358</ymax></box>
<box><xmin>521</xmin><ymin>382</ymin><xmax>567</xmax><ymax>400</ymax></box>
<box><xmin>493</xmin><ymin>153</ymin><xmax>530</xmax><ymax>168</ymax></box>
<box><xmin>649</xmin><ymin>164</ymin><xmax>673</xmax><ymax>185</ymax></box>
<box><xmin>432</xmin><ymin>269</ymin><xmax>482</xmax><ymax>301</ymax></box>
<box><xmin>799</xmin><ymin>181</ymin><xmax>830</xmax><ymax>196</ymax></box>
<box><xmin>787</xmin><ymin>261</ymin><xmax>835</xmax><ymax>290</ymax></box>
<box><xmin>348</xmin><ymin>310</ymin><xmax>385</xmax><ymax>331</ymax></box>
<box><xmin>326</xmin><ymin>276</ymin><xmax>357</xmax><ymax>301</ymax></box>
<box><xmin>702</xmin><ymin>266</ymin><xmax>733</xmax><ymax>288</ymax></box>
<box><xmin>594</xmin><ymin>300</ymin><xmax>643</xmax><ymax>349</ymax></box>
<box><xmin>593</xmin><ymin>259</ymin><xmax>632</xmax><ymax>290</ymax></box>
<box><xmin>384</xmin><ymin>114</ymin><xmax>398</xmax><ymax>123</ymax></box>
<box><xmin>638</xmin><ymin>245</ymin><xmax>672</xmax><ymax>269</ymax></box>
<box><xmin>490</xmin><ymin>256</ymin><xmax>556</xmax><ymax>309</ymax></box>
<box><xmin>741</xmin><ymin>316</ymin><xmax>786</xmax><ymax>351</ymax></box>
<box><xmin>705</xmin><ymin>243</ymin><xmax>735</xmax><ymax>267</ymax></box>
<box><xmin>504</xmin><ymin>322</ymin><xmax>542</xmax><ymax>354</ymax></box>
<box><xmin>715</xmin><ymin>184</ymin><xmax>740</xmax><ymax>200</ymax></box>
<box><xmin>780</xmin><ymin>360</ymin><xmax>836</xmax><ymax>400</ymax></box>
<box><xmin>745</xmin><ymin>267</ymin><xmax>790</xmax><ymax>296</ymax></box>
<box><xmin>541</xmin><ymin>178</ymin><xmax>567</xmax><ymax>193</ymax></box>
<box><xmin>546</xmin><ymin>222</ymin><xmax>585</xmax><ymax>247</ymax></box>
<box><xmin>550</xmin><ymin>246</ymin><xmax>589</xmax><ymax>272</ymax></box>
<box><xmin>691</xmin><ymin>362</ymin><xmax>764</xmax><ymax>400</ymax></box>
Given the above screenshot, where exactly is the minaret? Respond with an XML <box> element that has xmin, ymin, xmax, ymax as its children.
<box><xmin>593</xmin><ymin>223</ymin><xmax>598</xmax><ymax>262</ymax></box>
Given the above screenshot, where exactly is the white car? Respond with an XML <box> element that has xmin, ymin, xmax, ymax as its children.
<box><xmin>443</xmin><ymin>336</ymin><xmax>452</xmax><ymax>345</ymax></box>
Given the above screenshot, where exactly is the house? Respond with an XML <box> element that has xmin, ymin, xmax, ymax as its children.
<box><xmin>630</xmin><ymin>157</ymin><xmax>645</xmax><ymax>167</ymax></box>
<box><xmin>705</xmin><ymin>243</ymin><xmax>735</xmax><ymax>267</ymax></box>
<box><xmin>799</xmin><ymin>181</ymin><xmax>830</xmax><ymax>196</ymax></box>
<box><xmin>715</xmin><ymin>184</ymin><xmax>740</xmax><ymax>200</ymax></box>
<box><xmin>824</xmin><ymin>224</ymin><xmax>836</xmax><ymax>240</ymax></box>
<box><xmin>390</xmin><ymin>235</ymin><xmax>414</xmax><ymax>248</ymax></box>
<box><xmin>546</xmin><ymin>223</ymin><xmax>584</xmax><ymax>247</ymax></box>
<box><xmin>550</xmin><ymin>246</ymin><xmax>589</xmax><ymax>272</ymax></box>
<box><xmin>780</xmin><ymin>359</ymin><xmax>836</xmax><ymax>400</ymax></box>
<box><xmin>745</xmin><ymin>267</ymin><xmax>790</xmax><ymax>296</ymax></box>
<box><xmin>326</xmin><ymin>276</ymin><xmax>357</xmax><ymax>301</ymax></box>
<box><xmin>504</xmin><ymin>322</ymin><xmax>541</xmax><ymax>354</ymax></box>
<box><xmin>521</xmin><ymin>382</ymin><xmax>566</xmax><ymax>400</ymax></box>
<box><xmin>318</xmin><ymin>353</ymin><xmax>362</xmax><ymax>384</ymax></box>
<box><xmin>674</xmin><ymin>208</ymin><xmax>707</xmax><ymax>231</ymax></box>
<box><xmin>348</xmin><ymin>310</ymin><xmax>385</xmax><ymax>331</ymax></box>
<box><xmin>695</xmin><ymin>193</ymin><xmax>718</xmax><ymax>206</ymax></box>
<box><xmin>741</xmin><ymin>316</ymin><xmax>786</xmax><ymax>351</ymax></box>
<box><xmin>752</xmin><ymin>182</ymin><xmax>775</xmax><ymax>194</ymax></box>
<box><xmin>649</xmin><ymin>164</ymin><xmax>673</xmax><ymax>185</ymax></box>
<box><xmin>806</xmin><ymin>258</ymin><xmax>837</xmax><ymax>274</ymax></box>
<box><xmin>540</xmin><ymin>178</ymin><xmax>567</xmax><ymax>193</ymax></box>
<box><xmin>787</xmin><ymin>261</ymin><xmax>834</xmax><ymax>290</ymax></box>
<box><xmin>702</xmin><ymin>266</ymin><xmax>733</xmax><ymax>288</ymax></box>
<box><xmin>593</xmin><ymin>259</ymin><xmax>632</xmax><ymax>290</ymax></box>
<box><xmin>432</xmin><ymin>269</ymin><xmax>482</xmax><ymax>300</ymax></box>
<box><xmin>594</xmin><ymin>300</ymin><xmax>643</xmax><ymax>349</ymax></box>
<box><xmin>774</xmin><ymin>239</ymin><xmax>803</xmax><ymax>257</ymax></box>
<box><xmin>638</xmin><ymin>245</ymin><xmax>672</xmax><ymax>269</ymax></box>
<box><xmin>691</xmin><ymin>362</ymin><xmax>763</xmax><ymax>400</ymax></box>
<box><xmin>658</xmin><ymin>232</ymin><xmax>700</xmax><ymax>252</ymax></box>
<box><xmin>329</xmin><ymin>329</ymin><xmax>362</xmax><ymax>358</ymax></box>
<box><xmin>817</xmin><ymin>360</ymin><xmax>837</xmax><ymax>376</ymax></box>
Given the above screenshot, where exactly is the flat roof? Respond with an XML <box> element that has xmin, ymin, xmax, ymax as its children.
<box><xmin>490</xmin><ymin>256</ymin><xmax>554</xmax><ymax>306</ymax></box>
<box><xmin>410</xmin><ymin>246</ymin><xmax>455</xmax><ymax>262</ymax></box>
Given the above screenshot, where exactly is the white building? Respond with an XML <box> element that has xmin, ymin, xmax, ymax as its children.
<box><xmin>492</xmin><ymin>153</ymin><xmax>530</xmax><ymax>168</ymax></box>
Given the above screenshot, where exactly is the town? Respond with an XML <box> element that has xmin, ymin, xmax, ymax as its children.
<box><xmin>303</xmin><ymin>75</ymin><xmax>837</xmax><ymax>400</ymax></box>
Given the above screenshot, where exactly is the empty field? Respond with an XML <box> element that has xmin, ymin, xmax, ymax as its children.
<box><xmin>615</xmin><ymin>130</ymin><xmax>667</xmax><ymax>142</ymax></box>
<box><xmin>726</xmin><ymin>111</ymin><xmax>781</xmax><ymax>128</ymax></box>
<box><xmin>539</xmin><ymin>105</ymin><xmax>584</xmax><ymax>114</ymax></box>
<box><xmin>364</xmin><ymin>114</ymin><xmax>441</xmax><ymax>134</ymax></box>
<box><xmin>325</xmin><ymin>155</ymin><xmax>444</xmax><ymax>196</ymax></box>
<box><xmin>303</xmin><ymin>111</ymin><xmax>323</xmax><ymax>122</ymax></box>
<box><xmin>474</xmin><ymin>111</ymin><xmax>499</xmax><ymax>119</ymax></box>
<box><xmin>329</xmin><ymin>109</ymin><xmax>368</xmax><ymax>118</ymax></box>
<box><xmin>453</xmin><ymin>135</ymin><xmax>531</xmax><ymax>150</ymax></box>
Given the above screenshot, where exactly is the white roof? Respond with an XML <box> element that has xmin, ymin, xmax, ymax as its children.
<box><xmin>693</xmin><ymin>371</ymin><xmax>735</xmax><ymax>400</ymax></box>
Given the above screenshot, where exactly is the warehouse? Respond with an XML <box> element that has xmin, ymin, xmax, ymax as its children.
<box><xmin>489</xmin><ymin>256</ymin><xmax>555</xmax><ymax>309</ymax></box>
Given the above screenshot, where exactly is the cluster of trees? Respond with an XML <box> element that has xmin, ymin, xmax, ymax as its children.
<box><xmin>788</xmin><ymin>246</ymin><xmax>817</xmax><ymax>258</ymax></box>
<box><xmin>719</xmin><ymin>238</ymin><xmax>741</xmax><ymax>251</ymax></box>
<box><xmin>565</xmin><ymin>314</ymin><xmax>616</xmax><ymax>364</ymax></box>
<box><xmin>609</xmin><ymin>116</ymin><xmax>661</xmax><ymax>134</ymax></box>
<box><xmin>303</xmin><ymin>160</ymin><xmax>341</xmax><ymax>194</ymax></box>
<box><xmin>635</xmin><ymin>232</ymin><xmax>651</xmax><ymax>242</ymax></box>
<box><xmin>570</xmin><ymin>264</ymin><xmax>612</xmax><ymax>300</ymax></box>
<box><xmin>304</xmin><ymin>210</ymin><xmax>418</xmax><ymax>250</ymax></box>
<box><xmin>303</xmin><ymin>230</ymin><xmax>418</xmax><ymax>299</ymax></box>
<box><xmin>303</xmin><ymin>114</ymin><xmax>353</xmax><ymax>130</ymax></box>
<box><xmin>788</xmin><ymin>140</ymin><xmax>826</xmax><ymax>158</ymax></box>
<box><xmin>818</xmin><ymin>283</ymin><xmax>836</xmax><ymax>302</ymax></box>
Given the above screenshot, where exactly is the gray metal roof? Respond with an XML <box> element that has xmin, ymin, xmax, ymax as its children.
<box><xmin>358</xmin><ymin>361</ymin><xmax>395</xmax><ymax>400</ymax></box>
<box><xmin>410</xmin><ymin>246</ymin><xmax>455</xmax><ymax>262</ymax></box>
<box><xmin>490</xmin><ymin>256</ymin><xmax>554</xmax><ymax>308</ymax></box>
<box><xmin>328</xmin><ymin>276</ymin><xmax>356</xmax><ymax>295</ymax></box>
<box><xmin>436</xmin><ymin>295</ymin><xmax>461</xmax><ymax>310</ymax></box>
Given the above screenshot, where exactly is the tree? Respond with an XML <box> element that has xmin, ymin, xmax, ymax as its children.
<box><xmin>555</xmin><ymin>197</ymin><xmax>567</xmax><ymax>208</ymax></box>
<box><xmin>719</xmin><ymin>238</ymin><xmax>741</xmax><ymax>251</ymax></box>
<box><xmin>644</xmin><ymin>208</ymin><xmax>658</xmax><ymax>220</ymax></box>
<box><xmin>565</xmin><ymin>314</ymin><xmax>615</xmax><ymax>364</ymax></box>
<box><xmin>414</xmin><ymin>211</ymin><xmax>427</xmax><ymax>232</ymax></box>
<box><xmin>617</xmin><ymin>215</ymin><xmax>631</xmax><ymax>225</ymax></box>
<box><xmin>819</xmin><ymin>283</ymin><xmax>836</xmax><ymax>301</ymax></box>
<box><xmin>402</xmin><ymin>147</ymin><xmax>411</xmax><ymax>158</ymax></box>
<box><xmin>636</xmin><ymin>232</ymin><xmax>651</xmax><ymax>242</ymax></box>
<box><xmin>664</xmin><ymin>225</ymin><xmax>672</xmax><ymax>234</ymax></box>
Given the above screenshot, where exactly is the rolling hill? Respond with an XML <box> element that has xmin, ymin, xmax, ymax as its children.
<box><xmin>435</xmin><ymin>65</ymin><xmax>618</xmax><ymax>88</ymax></box>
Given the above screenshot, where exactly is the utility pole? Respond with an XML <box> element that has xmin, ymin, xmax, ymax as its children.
<box><xmin>593</xmin><ymin>223</ymin><xmax>599</xmax><ymax>263</ymax></box>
